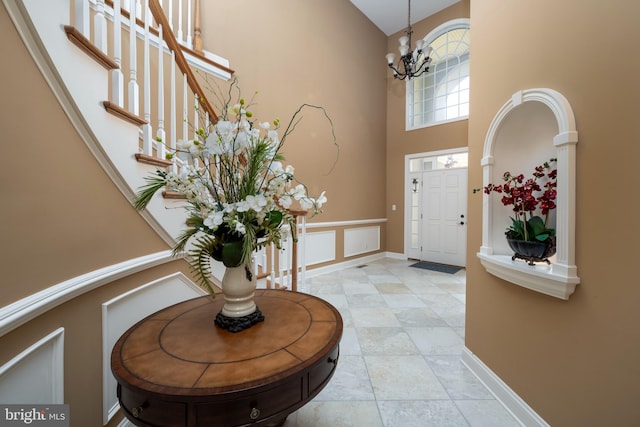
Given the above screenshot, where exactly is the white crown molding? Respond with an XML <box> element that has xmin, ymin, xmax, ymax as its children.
<box><xmin>0</xmin><ymin>251</ymin><xmax>180</xmax><ymax>337</ymax></box>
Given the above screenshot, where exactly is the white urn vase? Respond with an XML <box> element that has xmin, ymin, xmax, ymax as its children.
<box><xmin>215</xmin><ymin>262</ymin><xmax>264</xmax><ymax>332</ymax></box>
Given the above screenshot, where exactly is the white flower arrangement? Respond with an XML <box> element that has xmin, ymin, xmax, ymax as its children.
<box><xmin>135</xmin><ymin>80</ymin><xmax>335</xmax><ymax>295</ymax></box>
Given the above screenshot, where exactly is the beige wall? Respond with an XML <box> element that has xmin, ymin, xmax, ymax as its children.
<box><xmin>467</xmin><ymin>1</ymin><xmax>640</xmax><ymax>425</ymax></box>
<box><xmin>385</xmin><ymin>1</ymin><xmax>470</xmax><ymax>254</ymax></box>
<box><xmin>200</xmin><ymin>0</ymin><xmax>388</xmax><ymax>230</ymax></box>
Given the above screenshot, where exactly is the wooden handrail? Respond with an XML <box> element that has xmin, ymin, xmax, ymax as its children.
<box><xmin>147</xmin><ymin>0</ymin><xmax>218</xmax><ymax>123</ymax></box>
<box><xmin>104</xmin><ymin>0</ymin><xmax>234</xmax><ymax>76</ymax></box>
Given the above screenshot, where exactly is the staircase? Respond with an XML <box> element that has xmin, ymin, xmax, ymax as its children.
<box><xmin>4</xmin><ymin>0</ymin><xmax>305</xmax><ymax>290</ymax></box>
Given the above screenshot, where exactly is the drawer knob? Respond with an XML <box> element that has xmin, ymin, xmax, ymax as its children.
<box><xmin>131</xmin><ymin>406</ymin><xmax>143</xmax><ymax>418</ymax></box>
<box><xmin>250</xmin><ymin>407</ymin><xmax>261</xmax><ymax>420</ymax></box>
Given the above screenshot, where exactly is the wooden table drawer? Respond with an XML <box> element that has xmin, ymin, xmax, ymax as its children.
<box><xmin>194</xmin><ymin>376</ymin><xmax>302</xmax><ymax>426</ymax></box>
<box><xmin>119</xmin><ymin>385</ymin><xmax>186</xmax><ymax>426</ymax></box>
<box><xmin>308</xmin><ymin>345</ymin><xmax>339</xmax><ymax>397</ymax></box>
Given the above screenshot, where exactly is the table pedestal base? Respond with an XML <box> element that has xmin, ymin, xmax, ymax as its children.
<box><xmin>215</xmin><ymin>307</ymin><xmax>265</xmax><ymax>333</ymax></box>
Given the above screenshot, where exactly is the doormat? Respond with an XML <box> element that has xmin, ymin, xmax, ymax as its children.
<box><xmin>410</xmin><ymin>262</ymin><xmax>463</xmax><ymax>274</ymax></box>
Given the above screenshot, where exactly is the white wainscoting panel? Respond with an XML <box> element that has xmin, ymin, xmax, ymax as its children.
<box><xmin>344</xmin><ymin>226</ymin><xmax>380</xmax><ymax>258</ymax></box>
<box><xmin>102</xmin><ymin>273</ymin><xmax>204</xmax><ymax>424</ymax></box>
<box><xmin>0</xmin><ymin>328</ymin><xmax>65</xmax><ymax>404</ymax></box>
<box><xmin>305</xmin><ymin>231</ymin><xmax>336</xmax><ymax>266</ymax></box>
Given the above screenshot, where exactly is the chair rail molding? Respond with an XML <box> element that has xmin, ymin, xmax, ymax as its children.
<box><xmin>0</xmin><ymin>251</ymin><xmax>180</xmax><ymax>337</ymax></box>
<box><xmin>477</xmin><ymin>88</ymin><xmax>580</xmax><ymax>299</ymax></box>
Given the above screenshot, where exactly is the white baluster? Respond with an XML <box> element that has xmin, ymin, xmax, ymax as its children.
<box><xmin>299</xmin><ymin>215</ymin><xmax>307</xmax><ymax>292</ymax></box>
<box><xmin>283</xmin><ymin>235</ymin><xmax>290</xmax><ymax>289</ymax></box>
<box><xmin>111</xmin><ymin>0</ymin><xmax>124</xmax><ymax>107</ymax></box>
<box><xmin>156</xmin><ymin>25</ymin><xmax>166</xmax><ymax>160</ymax></box>
<box><xmin>142</xmin><ymin>0</ymin><xmax>153</xmax><ymax>155</ymax></box>
<box><xmin>186</xmin><ymin>0</ymin><xmax>193</xmax><ymax>49</ymax></box>
<box><xmin>170</xmin><ymin>51</ymin><xmax>177</xmax><ymax>173</ymax></box>
<box><xmin>177</xmin><ymin>0</ymin><xmax>184</xmax><ymax>44</ymax></box>
<box><xmin>128</xmin><ymin>0</ymin><xmax>139</xmax><ymax>115</ymax></box>
<box><xmin>94</xmin><ymin>0</ymin><xmax>108</xmax><ymax>52</ymax></box>
<box><xmin>278</xmin><ymin>243</ymin><xmax>286</xmax><ymax>289</ymax></box>
<box><xmin>192</xmin><ymin>96</ymin><xmax>198</xmax><ymax>132</ymax></box>
<box><xmin>182</xmin><ymin>73</ymin><xmax>188</xmax><ymax>142</ymax></box>
<box><xmin>135</xmin><ymin>0</ymin><xmax>142</xmax><ymax>19</ymax></box>
<box><xmin>269</xmin><ymin>244</ymin><xmax>276</xmax><ymax>289</ymax></box>
<box><xmin>75</xmin><ymin>0</ymin><xmax>90</xmax><ymax>37</ymax></box>
<box><xmin>167</xmin><ymin>0</ymin><xmax>173</xmax><ymax>31</ymax></box>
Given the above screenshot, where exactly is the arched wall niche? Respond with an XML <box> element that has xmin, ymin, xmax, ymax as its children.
<box><xmin>477</xmin><ymin>88</ymin><xmax>580</xmax><ymax>299</ymax></box>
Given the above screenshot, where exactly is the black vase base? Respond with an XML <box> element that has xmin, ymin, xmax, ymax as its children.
<box><xmin>215</xmin><ymin>307</ymin><xmax>265</xmax><ymax>333</ymax></box>
<box><xmin>512</xmin><ymin>253</ymin><xmax>552</xmax><ymax>266</ymax></box>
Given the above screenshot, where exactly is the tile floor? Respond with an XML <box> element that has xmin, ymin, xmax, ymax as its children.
<box><xmin>283</xmin><ymin>257</ymin><xmax>521</xmax><ymax>427</ymax></box>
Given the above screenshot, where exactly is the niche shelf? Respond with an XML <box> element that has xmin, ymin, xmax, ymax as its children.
<box><xmin>477</xmin><ymin>88</ymin><xmax>580</xmax><ymax>299</ymax></box>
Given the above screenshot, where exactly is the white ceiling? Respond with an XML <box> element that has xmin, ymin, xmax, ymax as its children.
<box><xmin>350</xmin><ymin>0</ymin><xmax>461</xmax><ymax>36</ymax></box>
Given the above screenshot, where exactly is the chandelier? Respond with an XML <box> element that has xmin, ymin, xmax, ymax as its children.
<box><xmin>385</xmin><ymin>0</ymin><xmax>433</xmax><ymax>80</ymax></box>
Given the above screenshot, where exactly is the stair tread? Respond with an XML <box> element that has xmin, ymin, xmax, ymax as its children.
<box><xmin>64</xmin><ymin>25</ymin><xmax>118</xmax><ymax>70</ymax></box>
<box><xmin>103</xmin><ymin>101</ymin><xmax>147</xmax><ymax>126</ymax></box>
<box><xmin>135</xmin><ymin>153</ymin><xmax>173</xmax><ymax>167</ymax></box>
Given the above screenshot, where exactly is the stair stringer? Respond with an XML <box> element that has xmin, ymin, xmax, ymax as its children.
<box><xmin>4</xmin><ymin>0</ymin><xmax>190</xmax><ymax>248</ymax></box>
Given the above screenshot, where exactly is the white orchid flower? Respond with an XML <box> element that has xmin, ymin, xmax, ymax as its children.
<box><xmin>278</xmin><ymin>195</ymin><xmax>292</xmax><ymax>208</ymax></box>
<box><xmin>299</xmin><ymin>197</ymin><xmax>314</xmax><ymax>210</ymax></box>
<box><xmin>246</xmin><ymin>194</ymin><xmax>268</xmax><ymax>212</ymax></box>
<box><xmin>203</xmin><ymin>211</ymin><xmax>224</xmax><ymax>228</ymax></box>
<box><xmin>292</xmin><ymin>184</ymin><xmax>307</xmax><ymax>200</ymax></box>
<box><xmin>235</xmin><ymin>200</ymin><xmax>250</xmax><ymax>212</ymax></box>
<box><xmin>269</xmin><ymin>161</ymin><xmax>284</xmax><ymax>174</ymax></box>
<box><xmin>316</xmin><ymin>191</ymin><xmax>327</xmax><ymax>208</ymax></box>
<box><xmin>234</xmin><ymin>221</ymin><xmax>246</xmax><ymax>235</ymax></box>
<box><xmin>267</xmin><ymin>130</ymin><xmax>279</xmax><ymax>146</ymax></box>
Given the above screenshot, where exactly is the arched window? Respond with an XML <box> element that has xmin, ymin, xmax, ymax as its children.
<box><xmin>407</xmin><ymin>19</ymin><xmax>470</xmax><ymax>129</ymax></box>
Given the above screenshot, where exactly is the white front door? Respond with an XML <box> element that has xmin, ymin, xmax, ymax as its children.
<box><xmin>420</xmin><ymin>168</ymin><xmax>467</xmax><ymax>266</ymax></box>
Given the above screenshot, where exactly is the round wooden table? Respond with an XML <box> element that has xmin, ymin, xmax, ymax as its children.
<box><xmin>111</xmin><ymin>289</ymin><xmax>342</xmax><ymax>427</ymax></box>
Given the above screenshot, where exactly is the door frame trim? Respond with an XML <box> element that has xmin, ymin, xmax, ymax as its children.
<box><xmin>404</xmin><ymin>147</ymin><xmax>468</xmax><ymax>260</ymax></box>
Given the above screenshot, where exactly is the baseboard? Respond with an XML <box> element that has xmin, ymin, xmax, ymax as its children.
<box><xmin>304</xmin><ymin>252</ymin><xmax>389</xmax><ymax>279</ymax></box>
<box><xmin>384</xmin><ymin>251</ymin><xmax>406</xmax><ymax>260</ymax></box>
<box><xmin>117</xmin><ymin>417</ymin><xmax>134</xmax><ymax>427</ymax></box>
<box><xmin>461</xmin><ymin>347</ymin><xmax>550</xmax><ymax>427</ymax></box>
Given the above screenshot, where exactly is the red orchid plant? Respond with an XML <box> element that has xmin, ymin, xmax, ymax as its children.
<box><xmin>477</xmin><ymin>158</ymin><xmax>557</xmax><ymax>242</ymax></box>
